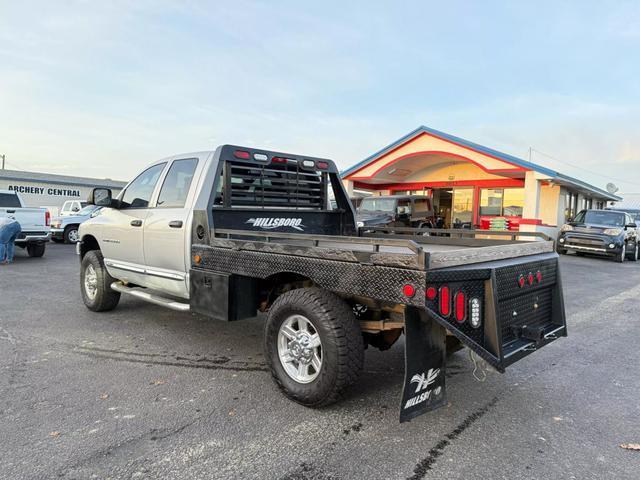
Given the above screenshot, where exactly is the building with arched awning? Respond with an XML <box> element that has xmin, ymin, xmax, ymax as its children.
<box><xmin>341</xmin><ymin>126</ymin><xmax>621</xmax><ymax>236</ymax></box>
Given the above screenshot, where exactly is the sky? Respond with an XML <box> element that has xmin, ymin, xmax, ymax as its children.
<box><xmin>1</xmin><ymin>1</ymin><xmax>639</xmax><ymax>195</ymax></box>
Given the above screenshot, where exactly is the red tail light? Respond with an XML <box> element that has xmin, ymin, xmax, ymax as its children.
<box><xmin>403</xmin><ymin>284</ymin><xmax>416</xmax><ymax>298</ymax></box>
<box><xmin>271</xmin><ymin>157</ymin><xmax>289</xmax><ymax>164</ymax></box>
<box><xmin>316</xmin><ymin>161</ymin><xmax>329</xmax><ymax>170</ymax></box>
<box><xmin>536</xmin><ymin>271</ymin><xmax>543</xmax><ymax>283</ymax></box>
<box><xmin>439</xmin><ymin>286</ymin><xmax>451</xmax><ymax>317</ymax></box>
<box><xmin>425</xmin><ymin>286</ymin><xmax>437</xmax><ymax>300</ymax></box>
<box><xmin>234</xmin><ymin>150</ymin><xmax>250</xmax><ymax>159</ymax></box>
<box><xmin>527</xmin><ymin>272</ymin><xmax>534</xmax><ymax>285</ymax></box>
<box><xmin>454</xmin><ymin>291</ymin><xmax>467</xmax><ymax>323</ymax></box>
<box><xmin>45</xmin><ymin>210</ymin><xmax>51</xmax><ymax>226</ymax></box>
<box><xmin>518</xmin><ymin>274</ymin><xmax>525</xmax><ymax>288</ymax></box>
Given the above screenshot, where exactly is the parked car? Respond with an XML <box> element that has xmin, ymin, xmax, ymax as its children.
<box><xmin>60</xmin><ymin>200</ymin><xmax>88</xmax><ymax>216</ymax></box>
<box><xmin>356</xmin><ymin>195</ymin><xmax>435</xmax><ymax>230</ymax></box>
<box><xmin>0</xmin><ymin>189</ymin><xmax>50</xmax><ymax>257</ymax></box>
<box><xmin>77</xmin><ymin>145</ymin><xmax>566</xmax><ymax>422</ymax></box>
<box><xmin>51</xmin><ymin>205</ymin><xmax>101</xmax><ymax>244</ymax></box>
<box><xmin>557</xmin><ymin>209</ymin><xmax>638</xmax><ymax>262</ymax></box>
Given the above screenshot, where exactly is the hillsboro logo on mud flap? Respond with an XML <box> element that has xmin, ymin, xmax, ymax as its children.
<box><xmin>404</xmin><ymin>368</ymin><xmax>442</xmax><ymax>409</ymax></box>
<box><xmin>246</xmin><ymin>217</ymin><xmax>305</xmax><ymax>231</ymax></box>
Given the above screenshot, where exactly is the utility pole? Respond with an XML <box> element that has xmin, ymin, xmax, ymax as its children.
<box><xmin>0</xmin><ymin>154</ymin><xmax>5</xmax><ymax>170</ymax></box>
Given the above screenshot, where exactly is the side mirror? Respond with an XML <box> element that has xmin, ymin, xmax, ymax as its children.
<box><xmin>88</xmin><ymin>188</ymin><xmax>113</xmax><ymax>207</ymax></box>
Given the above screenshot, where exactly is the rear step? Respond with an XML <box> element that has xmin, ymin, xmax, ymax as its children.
<box><xmin>111</xmin><ymin>282</ymin><xmax>190</xmax><ymax>312</ymax></box>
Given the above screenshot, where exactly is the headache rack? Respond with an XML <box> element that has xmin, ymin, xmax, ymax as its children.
<box><xmin>223</xmin><ymin>159</ymin><xmax>327</xmax><ymax>210</ymax></box>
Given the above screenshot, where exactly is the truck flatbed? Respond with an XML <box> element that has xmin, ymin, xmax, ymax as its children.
<box><xmin>212</xmin><ymin>228</ymin><xmax>554</xmax><ymax>270</ymax></box>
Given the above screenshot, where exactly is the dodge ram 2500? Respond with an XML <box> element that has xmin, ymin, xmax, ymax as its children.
<box><xmin>77</xmin><ymin>146</ymin><xmax>566</xmax><ymax>422</ymax></box>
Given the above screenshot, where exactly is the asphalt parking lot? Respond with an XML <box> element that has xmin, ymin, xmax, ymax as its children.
<box><xmin>1</xmin><ymin>243</ymin><xmax>639</xmax><ymax>480</ymax></box>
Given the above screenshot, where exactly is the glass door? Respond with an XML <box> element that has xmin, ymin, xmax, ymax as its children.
<box><xmin>452</xmin><ymin>188</ymin><xmax>474</xmax><ymax>228</ymax></box>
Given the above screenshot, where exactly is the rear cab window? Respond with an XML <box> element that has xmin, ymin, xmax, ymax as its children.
<box><xmin>0</xmin><ymin>192</ymin><xmax>21</xmax><ymax>207</ymax></box>
<box><xmin>156</xmin><ymin>158</ymin><xmax>199</xmax><ymax>208</ymax></box>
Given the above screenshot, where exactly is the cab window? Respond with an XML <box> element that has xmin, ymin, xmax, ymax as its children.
<box><xmin>156</xmin><ymin>158</ymin><xmax>198</xmax><ymax>208</ymax></box>
<box><xmin>120</xmin><ymin>163</ymin><xmax>166</xmax><ymax>209</ymax></box>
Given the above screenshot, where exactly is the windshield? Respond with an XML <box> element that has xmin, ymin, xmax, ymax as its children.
<box><xmin>358</xmin><ymin>198</ymin><xmax>396</xmax><ymax>213</ymax></box>
<box><xmin>77</xmin><ymin>205</ymin><xmax>97</xmax><ymax>215</ymax></box>
<box><xmin>574</xmin><ymin>210</ymin><xmax>625</xmax><ymax>227</ymax></box>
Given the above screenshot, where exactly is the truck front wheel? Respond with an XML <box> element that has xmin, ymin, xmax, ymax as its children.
<box><xmin>264</xmin><ymin>288</ymin><xmax>364</xmax><ymax>407</ymax></box>
<box><xmin>81</xmin><ymin>250</ymin><xmax>120</xmax><ymax>312</ymax></box>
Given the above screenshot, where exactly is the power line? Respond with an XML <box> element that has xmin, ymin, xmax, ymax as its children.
<box><xmin>529</xmin><ymin>147</ymin><xmax>640</xmax><ymax>188</ymax></box>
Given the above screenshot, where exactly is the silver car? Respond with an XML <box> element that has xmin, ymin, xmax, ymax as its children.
<box><xmin>51</xmin><ymin>205</ymin><xmax>101</xmax><ymax>243</ymax></box>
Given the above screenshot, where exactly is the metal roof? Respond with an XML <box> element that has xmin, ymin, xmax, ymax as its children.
<box><xmin>342</xmin><ymin>125</ymin><xmax>621</xmax><ymax>201</ymax></box>
<box><xmin>0</xmin><ymin>169</ymin><xmax>127</xmax><ymax>189</ymax></box>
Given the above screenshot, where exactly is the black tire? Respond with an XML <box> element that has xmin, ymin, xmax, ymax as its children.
<box><xmin>63</xmin><ymin>225</ymin><xmax>80</xmax><ymax>244</ymax></box>
<box><xmin>26</xmin><ymin>243</ymin><xmax>46</xmax><ymax>257</ymax></box>
<box><xmin>627</xmin><ymin>243</ymin><xmax>639</xmax><ymax>262</ymax></box>
<box><xmin>615</xmin><ymin>244</ymin><xmax>626</xmax><ymax>263</ymax></box>
<box><xmin>80</xmin><ymin>250</ymin><xmax>120</xmax><ymax>312</ymax></box>
<box><xmin>264</xmin><ymin>287</ymin><xmax>364</xmax><ymax>407</ymax></box>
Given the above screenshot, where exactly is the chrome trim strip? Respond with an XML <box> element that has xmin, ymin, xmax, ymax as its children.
<box><xmin>104</xmin><ymin>260</ymin><xmax>146</xmax><ymax>274</ymax></box>
<box><xmin>110</xmin><ymin>282</ymin><xmax>190</xmax><ymax>312</ymax></box>
<box><xmin>565</xmin><ymin>244</ymin><xmax>607</xmax><ymax>252</ymax></box>
<box><xmin>104</xmin><ymin>260</ymin><xmax>185</xmax><ymax>281</ymax></box>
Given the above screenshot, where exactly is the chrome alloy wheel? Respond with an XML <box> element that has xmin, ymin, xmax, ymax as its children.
<box><xmin>84</xmin><ymin>264</ymin><xmax>98</xmax><ymax>300</ymax></box>
<box><xmin>68</xmin><ymin>228</ymin><xmax>79</xmax><ymax>243</ymax></box>
<box><xmin>277</xmin><ymin>314</ymin><xmax>322</xmax><ymax>384</ymax></box>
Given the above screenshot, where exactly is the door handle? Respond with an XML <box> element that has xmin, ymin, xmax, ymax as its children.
<box><xmin>130</xmin><ymin>219</ymin><xmax>143</xmax><ymax>227</ymax></box>
<box><xmin>6</xmin><ymin>209</ymin><xmax>15</xmax><ymax>214</ymax></box>
<box><xmin>169</xmin><ymin>220</ymin><xmax>183</xmax><ymax>228</ymax></box>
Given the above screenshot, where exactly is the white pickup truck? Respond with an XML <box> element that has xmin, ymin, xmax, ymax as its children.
<box><xmin>0</xmin><ymin>190</ymin><xmax>50</xmax><ymax>257</ymax></box>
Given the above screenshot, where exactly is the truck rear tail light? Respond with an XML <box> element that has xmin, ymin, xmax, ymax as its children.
<box><xmin>536</xmin><ymin>271</ymin><xmax>543</xmax><ymax>283</ymax></box>
<box><xmin>454</xmin><ymin>291</ymin><xmax>466</xmax><ymax>323</ymax></box>
<box><xmin>425</xmin><ymin>286</ymin><xmax>437</xmax><ymax>300</ymax></box>
<box><xmin>271</xmin><ymin>157</ymin><xmax>289</xmax><ymax>164</ymax></box>
<box><xmin>45</xmin><ymin>210</ymin><xmax>51</xmax><ymax>226</ymax></box>
<box><xmin>316</xmin><ymin>161</ymin><xmax>329</xmax><ymax>170</ymax></box>
<box><xmin>527</xmin><ymin>272</ymin><xmax>534</xmax><ymax>286</ymax></box>
<box><xmin>469</xmin><ymin>298</ymin><xmax>482</xmax><ymax>328</ymax></box>
<box><xmin>234</xmin><ymin>150</ymin><xmax>250</xmax><ymax>159</ymax></box>
<box><xmin>402</xmin><ymin>284</ymin><xmax>416</xmax><ymax>298</ymax></box>
<box><xmin>439</xmin><ymin>286</ymin><xmax>451</xmax><ymax>317</ymax></box>
<box><xmin>518</xmin><ymin>274</ymin><xmax>525</xmax><ymax>288</ymax></box>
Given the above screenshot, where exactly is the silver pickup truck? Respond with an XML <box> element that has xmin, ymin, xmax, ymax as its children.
<box><xmin>0</xmin><ymin>189</ymin><xmax>50</xmax><ymax>257</ymax></box>
<box><xmin>77</xmin><ymin>146</ymin><xmax>566</xmax><ymax>422</ymax></box>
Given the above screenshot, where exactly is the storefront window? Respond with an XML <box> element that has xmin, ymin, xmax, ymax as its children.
<box><xmin>479</xmin><ymin>188</ymin><xmax>524</xmax><ymax>217</ymax></box>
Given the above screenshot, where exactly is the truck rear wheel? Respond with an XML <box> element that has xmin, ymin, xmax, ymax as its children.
<box><xmin>81</xmin><ymin>250</ymin><xmax>120</xmax><ymax>312</ymax></box>
<box><xmin>26</xmin><ymin>243</ymin><xmax>46</xmax><ymax>257</ymax></box>
<box><xmin>264</xmin><ymin>288</ymin><xmax>364</xmax><ymax>407</ymax></box>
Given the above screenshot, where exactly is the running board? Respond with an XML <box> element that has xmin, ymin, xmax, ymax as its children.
<box><xmin>110</xmin><ymin>282</ymin><xmax>190</xmax><ymax>312</ymax></box>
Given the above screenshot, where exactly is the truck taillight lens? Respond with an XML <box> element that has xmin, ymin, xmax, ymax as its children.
<box><xmin>316</xmin><ymin>161</ymin><xmax>329</xmax><ymax>170</ymax></box>
<box><xmin>536</xmin><ymin>271</ymin><xmax>543</xmax><ymax>283</ymax></box>
<box><xmin>402</xmin><ymin>284</ymin><xmax>416</xmax><ymax>298</ymax></box>
<box><xmin>454</xmin><ymin>291</ymin><xmax>466</xmax><ymax>323</ymax></box>
<box><xmin>425</xmin><ymin>286</ymin><xmax>437</xmax><ymax>300</ymax></box>
<box><xmin>518</xmin><ymin>274</ymin><xmax>525</xmax><ymax>288</ymax></box>
<box><xmin>439</xmin><ymin>286</ymin><xmax>451</xmax><ymax>317</ymax></box>
<box><xmin>45</xmin><ymin>210</ymin><xmax>51</xmax><ymax>226</ymax></box>
<box><xmin>469</xmin><ymin>298</ymin><xmax>482</xmax><ymax>328</ymax></box>
<box><xmin>271</xmin><ymin>157</ymin><xmax>289</xmax><ymax>164</ymax></box>
<box><xmin>234</xmin><ymin>150</ymin><xmax>250</xmax><ymax>159</ymax></box>
<box><xmin>527</xmin><ymin>272</ymin><xmax>534</xmax><ymax>285</ymax></box>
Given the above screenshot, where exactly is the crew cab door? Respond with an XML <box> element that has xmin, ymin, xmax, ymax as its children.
<box><xmin>143</xmin><ymin>158</ymin><xmax>200</xmax><ymax>299</ymax></box>
<box><xmin>99</xmin><ymin>162</ymin><xmax>166</xmax><ymax>284</ymax></box>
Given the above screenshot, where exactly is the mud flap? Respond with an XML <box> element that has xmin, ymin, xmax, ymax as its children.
<box><xmin>400</xmin><ymin>307</ymin><xmax>447</xmax><ymax>423</ymax></box>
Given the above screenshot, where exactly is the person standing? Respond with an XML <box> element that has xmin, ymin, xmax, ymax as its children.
<box><xmin>0</xmin><ymin>216</ymin><xmax>22</xmax><ymax>264</ymax></box>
